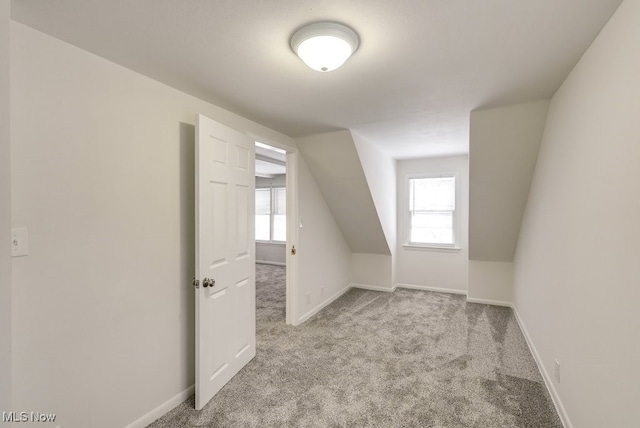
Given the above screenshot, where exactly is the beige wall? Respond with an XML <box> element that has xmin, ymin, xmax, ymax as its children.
<box><xmin>467</xmin><ymin>100</ymin><xmax>550</xmax><ymax>304</ymax></box>
<box><xmin>9</xmin><ymin>21</ymin><xmax>347</xmax><ymax>427</ymax></box>
<box><xmin>468</xmin><ymin>260</ymin><xmax>513</xmax><ymax>305</ymax></box>
<box><xmin>469</xmin><ymin>100</ymin><xmax>549</xmax><ymax>262</ymax></box>
<box><xmin>351</xmin><ymin>132</ymin><xmax>397</xmax><ymax>288</ymax></box>
<box><xmin>352</xmin><ymin>132</ymin><xmax>397</xmax><ymax>258</ymax></box>
<box><xmin>0</xmin><ymin>0</ymin><xmax>11</xmax><ymax>413</ymax></box>
<box><xmin>296</xmin><ymin>156</ymin><xmax>352</xmax><ymax>323</ymax></box>
<box><xmin>351</xmin><ymin>253</ymin><xmax>393</xmax><ymax>290</ymax></box>
<box><xmin>296</xmin><ymin>130</ymin><xmax>390</xmax><ymax>255</ymax></box>
<box><xmin>512</xmin><ymin>0</ymin><xmax>639</xmax><ymax>426</ymax></box>
<box><xmin>255</xmin><ymin>242</ymin><xmax>286</xmax><ymax>265</ymax></box>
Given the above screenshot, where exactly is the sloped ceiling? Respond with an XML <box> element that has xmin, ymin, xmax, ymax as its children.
<box><xmin>296</xmin><ymin>130</ymin><xmax>390</xmax><ymax>255</ymax></box>
<box><xmin>10</xmin><ymin>0</ymin><xmax>623</xmax><ymax>159</ymax></box>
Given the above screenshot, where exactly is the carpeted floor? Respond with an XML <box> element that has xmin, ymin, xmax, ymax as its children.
<box><xmin>149</xmin><ymin>264</ymin><xmax>562</xmax><ymax>427</ymax></box>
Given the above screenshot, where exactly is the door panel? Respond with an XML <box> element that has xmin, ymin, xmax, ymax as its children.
<box><xmin>195</xmin><ymin>114</ymin><xmax>255</xmax><ymax>410</ymax></box>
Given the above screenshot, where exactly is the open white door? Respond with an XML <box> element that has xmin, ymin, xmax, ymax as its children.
<box><xmin>195</xmin><ymin>114</ymin><xmax>256</xmax><ymax>410</ymax></box>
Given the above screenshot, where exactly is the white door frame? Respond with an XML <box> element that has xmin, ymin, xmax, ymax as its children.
<box><xmin>284</xmin><ymin>151</ymin><xmax>299</xmax><ymax>325</ymax></box>
<box><xmin>248</xmin><ymin>134</ymin><xmax>299</xmax><ymax>325</ymax></box>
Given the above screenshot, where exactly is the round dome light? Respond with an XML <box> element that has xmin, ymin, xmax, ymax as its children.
<box><xmin>290</xmin><ymin>22</ymin><xmax>359</xmax><ymax>72</ymax></box>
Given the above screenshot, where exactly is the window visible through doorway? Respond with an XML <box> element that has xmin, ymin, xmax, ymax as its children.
<box><xmin>407</xmin><ymin>174</ymin><xmax>457</xmax><ymax>248</ymax></box>
<box><xmin>255</xmin><ymin>187</ymin><xmax>286</xmax><ymax>242</ymax></box>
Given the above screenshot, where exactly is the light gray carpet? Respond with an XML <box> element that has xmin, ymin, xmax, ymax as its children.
<box><xmin>149</xmin><ymin>264</ymin><xmax>562</xmax><ymax>427</ymax></box>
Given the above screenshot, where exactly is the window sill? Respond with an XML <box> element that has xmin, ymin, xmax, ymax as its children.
<box><xmin>255</xmin><ymin>241</ymin><xmax>286</xmax><ymax>246</ymax></box>
<box><xmin>402</xmin><ymin>244</ymin><xmax>461</xmax><ymax>253</ymax></box>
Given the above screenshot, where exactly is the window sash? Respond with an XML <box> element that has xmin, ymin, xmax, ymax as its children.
<box><xmin>409</xmin><ymin>210</ymin><xmax>454</xmax><ymax>245</ymax></box>
<box><xmin>408</xmin><ymin>176</ymin><xmax>456</xmax><ymax>247</ymax></box>
<box><xmin>255</xmin><ymin>187</ymin><xmax>286</xmax><ymax>242</ymax></box>
<box><xmin>255</xmin><ymin>214</ymin><xmax>271</xmax><ymax>241</ymax></box>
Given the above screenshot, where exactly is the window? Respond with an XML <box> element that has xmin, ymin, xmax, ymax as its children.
<box><xmin>272</xmin><ymin>188</ymin><xmax>286</xmax><ymax>242</ymax></box>
<box><xmin>407</xmin><ymin>175</ymin><xmax>456</xmax><ymax>247</ymax></box>
<box><xmin>255</xmin><ymin>187</ymin><xmax>286</xmax><ymax>242</ymax></box>
<box><xmin>255</xmin><ymin>189</ymin><xmax>271</xmax><ymax>241</ymax></box>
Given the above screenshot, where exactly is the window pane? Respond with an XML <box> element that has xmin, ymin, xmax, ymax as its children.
<box><xmin>255</xmin><ymin>215</ymin><xmax>270</xmax><ymax>241</ymax></box>
<box><xmin>273</xmin><ymin>214</ymin><xmax>286</xmax><ymax>242</ymax></box>
<box><xmin>255</xmin><ymin>189</ymin><xmax>271</xmax><ymax>215</ymax></box>
<box><xmin>273</xmin><ymin>188</ymin><xmax>286</xmax><ymax>241</ymax></box>
<box><xmin>412</xmin><ymin>212</ymin><xmax>452</xmax><ymax>229</ymax></box>
<box><xmin>411</xmin><ymin>177</ymin><xmax>455</xmax><ymax>211</ymax></box>
<box><xmin>410</xmin><ymin>212</ymin><xmax>454</xmax><ymax>244</ymax></box>
<box><xmin>255</xmin><ymin>187</ymin><xmax>286</xmax><ymax>242</ymax></box>
<box><xmin>274</xmin><ymin>188</ymin><xmax>286</xmax><ymax>215</ymax></box>
<box><xmin>410</xmin><ymin>227</ymin><xmax>453</xmax><ymax>245</ymax></box>
<box><xmin>408</xmin><ymin>176</ymin><xmax>456</xmax><ymax>246</ymax></box>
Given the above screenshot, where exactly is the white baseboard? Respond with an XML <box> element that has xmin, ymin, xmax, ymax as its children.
<box><xmin>466</xmin><ymin>296</ymin><xmax>512</xmax><ymax>307</ymax></box>
<box><xmin>350</xmin><ymin>283</ymin><xmax>396</xmax><ymax>292</ymax></box>
<box><xmin>511</xmin><ymin>306</ymin><xmax>571</xmax><ymax>428</ymax></box>
<box><xmin>396</xmin><ymin>283</ymin><xmax>467</xmax><ymax>295</ymax></box>
<box><xmin>354</xmin><ymin>283</ymin><xmax>512</xmax><ymax>309</ymax></box>
<box><xmin>256</xmin><ymin>260</ymin><xmax>286</xmax><ymax>266</ymax></box>
<box><xmin>125</xmin><ymin>384</ymin><xmax>194</xmax><ymax>428</ymax></box>
<box><xmin>296</xmin><ymin>285</ymin><xmax>351</xmax><ymax>325</ymax></box>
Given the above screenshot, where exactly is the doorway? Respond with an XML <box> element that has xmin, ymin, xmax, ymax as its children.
<box><xmin>253</xmin><ymin>140</ymin><xmax>298</xmax><ymax>325</ymax></box>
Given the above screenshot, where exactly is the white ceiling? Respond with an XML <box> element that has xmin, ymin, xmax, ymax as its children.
<box><xmin>11</xmin><ymin>0</ymin><xmax>623</xmax><ymax>159</ymax></box>
<box><xmin>255</xmin><ymin>159</ymin><xmax>286</xmax><ymax>178</ymax></box>
<box><xmin>255</xmin><ymin>143</ymin><xmax>286</xmax><ymax>177</ymax></box>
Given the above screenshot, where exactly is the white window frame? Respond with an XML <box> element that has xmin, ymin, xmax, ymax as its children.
<box><xmin>404</xmin><ymin>172</ymin><xmax>460</xmax><ymax>251</ymax></box>
<box><xmin>255</xmin><ymin>186</ymin><xmax>286</xmax><ymax>244</ymax></box>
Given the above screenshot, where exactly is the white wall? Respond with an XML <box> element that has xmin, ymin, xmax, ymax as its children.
<box><xmin>352</xmin><ymin>132</ymin><xmax>397</xmax><ymax>288</ymax></box>
<box><xmin>296</xmin><ymin>156</ymin><xmax>352</xmax><ymax>323</ymax></box>
<box><xmin>467</xmin><ymin>100</ymin><xmax>550</xmax><ymax>304</ymax></box>
<box><xmin>468</xmin><ymin>261</ymin><xmax>513</xmax><ymax>305</ymax></box>
<box><xmin>352</xmin><ymin>132</ymin><xmax>397</xmax><ymax>256</ymax></box>
<box><xmin>296</xmin><ymin>130</ymin><xmax>390</xmax><ymax>255</ymax></box>
<box><xmin>255</xmin><ymin>242</ymin><xmax>286</xmax><ymax>265</ymax></box>
<box><xmin>255</xmin><ymin>175</ymin><xmax>286</xmax><ymax>265</ymax></box>
<box><xmin>10</xmin><ymin>22</ymin><xmax>296</xmax><ymax>428</ymax></box>
<box><xmin>512</xmin><ymin>0</ymin><xmax>639</xmax><ymax>426</ymax></box>
<box><xmin>351</xmin><ymin>253</ymin><xmax>393</xmax><ymax>290</ymax></box>
<box><xmin>395</xmin><ymin>155</ymin><xmax>469</xmax><ymax>293</ymax></box>
<box><xmin>0</xmin><ymin>0</ymin><xmax>11</xmax><ymax>414</ymax></box>
<box><xmin>469</xmin><ymin>100</ymin><xmax>550</xmax><ymax>262</ymax></box>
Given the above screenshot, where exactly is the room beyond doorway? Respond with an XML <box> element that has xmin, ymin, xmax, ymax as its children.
<box><xmin>254</xmin><ymin>141</ymin><xmax>293</xmax><ymax>324</ymax></box>
<box><xmin>255</xmin><ymin>141</ymin><xmax>287</xmax><ymax>267</ymax></box>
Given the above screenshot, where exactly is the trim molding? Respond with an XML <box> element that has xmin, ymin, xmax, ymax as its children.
<box><xmin>125</xmin><ymin>384</ymin><xmax>195</xmax><ymax>428</ymax></box>
<box><xmin>255</xmin><ymin>241</ymin><xmax>286</xmax><ymax>247</ymax></box>
<box><xmin>296</xmin><ymin>285</ymin><xmax>351</xmax><ymax>325</ymax></box>
<box><xmin>256</xmin><ymin>260</ymin><xmax>286</xmax><ymax>267</ymax></box>
<box><xmin>466</xmin><ymin>296</ymin><xmax>512</xmax><ymax>307</ymax></box>
<box><xmin>396</xmin><ymin>283</ymin><xmax>467</xmax><ymax>295</ymax></box>
<box><xmin>402</xmin><ymin>244</ymin><xmax>461</xmax><ymax>253</ymax></box>
<box><xmin>511</xmin><ymin>306</ymin><xmax>571</xmax><ymax>428</ymax></box>
<box><xmin>350</xmin><ymin>283</ymin><xmax>396</xmax><ymax>293</ymax></box>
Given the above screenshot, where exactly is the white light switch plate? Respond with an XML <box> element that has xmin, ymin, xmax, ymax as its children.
<box><xmin>11</xmin><ymin>227</ymin><xmax>29</xmax><ymax>257</ymax></box>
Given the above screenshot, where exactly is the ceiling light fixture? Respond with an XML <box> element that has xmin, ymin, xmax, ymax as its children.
<box><xmin>290</xmin><ymin>22</ymin><xmax>359</xmax><ymax>72</ymax></box>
